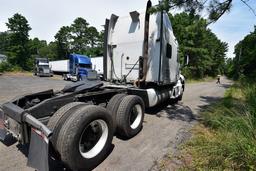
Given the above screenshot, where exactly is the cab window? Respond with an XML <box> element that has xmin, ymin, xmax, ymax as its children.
<box><xmin>166</xmin><ymin>43</ymin><xmax>172</xmax><ymax>59</ymax></box>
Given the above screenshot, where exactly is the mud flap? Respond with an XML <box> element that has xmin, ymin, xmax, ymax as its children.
<box><xmin>27</xmin><ymin>128</ymin><xmax>49</xmax><ymax>171</ymax></box>
<box><xmin>0</xmin><ymin>109</ymin><xmax>7</xmax><ymax>141</ymax></box>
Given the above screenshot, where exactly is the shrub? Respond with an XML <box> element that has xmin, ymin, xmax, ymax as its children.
<box><xmin>181</xmin><ymin>83</ymin><xmax>256</xmax><ymax>170</ymax></box>
<box><xmin>0</xmin><ymin>62</ymin><xmax>12</xmax><ymax>72</ymax></box>
<box><xmin>0</xmin><ymin>62</ymin><xmax>22</xmax><ymax>72</ymax></box>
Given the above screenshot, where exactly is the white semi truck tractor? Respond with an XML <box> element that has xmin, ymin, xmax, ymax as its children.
<box><xmin>103</xmin><ymin>0</ymin><xmax>185</xmax><ymax>105</ymax></box>
<box><xmin>0</xmin><ymin>1</ymin><xmax>185</xmax><ymax>171</ymax></box>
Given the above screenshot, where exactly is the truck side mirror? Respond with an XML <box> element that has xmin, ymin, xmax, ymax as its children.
<box><xmin>184</xmin><ymin>55</ymin><xmax>189</xmax><ymax>66</ymax></box>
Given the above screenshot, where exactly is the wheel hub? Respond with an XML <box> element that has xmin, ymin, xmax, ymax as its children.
<box><xmin>79</xmin><ymin>119</ymin><xmax>108</xmax><ymax>159</ymax></box>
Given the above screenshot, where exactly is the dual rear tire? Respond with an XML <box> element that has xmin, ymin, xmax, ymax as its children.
<box><xmin>47</xmin><ymin>94</ymin><xmax>145</xmax><ymax>170</ymax></box>
<box><xmin>48</xmin><ymin>103</ymin><xmax>113</xmax><ymax>171</ymax></box>
<box><xmin>107</xmin><ymin>94</ymin><xmax>145</xmax><ymax>138</ymax></box>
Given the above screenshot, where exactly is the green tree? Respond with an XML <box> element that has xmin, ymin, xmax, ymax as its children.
<box><xmin>39</xmin><ymin>41</ymin><xmax>58</xmax><ymax>60</ymax></box>
<box><xmin>28</xmin><ymin>38</ymin><xmax>47</xmax><ymax>55</ymax></box>
<box><xmin>98</xmin><ymin>30</ymin><xmax>104</xmax><ymax>48</ymax></box>
<box><xmin>154</xmin><ymin>0</ymin><xmax>255</xmax><ymax>24</ymax></box>
<box><xmin>169</xmin><ymin>12</ymin><xmax>227</xmax><ymax>78</ymax></box>
<box><xmin>54</xmin><ymin>17</ymin><xmax>103</xmax><ymax>59</ymax></box>
<box><xmin>0</xmin><ymin>31</ymin><xmax>11</xmax><ymax>54</ymax></box>
<box><xmin>85</xmin><ymin>27</ymin><xmax>104</xmax><ymax>56</ymax></box>
<box><xmin>224</xmin><ymin>57</ymin><xmax>235</xmax><ymax>78</ymax></box>
<box><xmin>27</xmin><ymin>38</ymin><xmax>58</xmax><ymax>64</ymax></box>
<box><xmin>55</xmin><ymin>26</ymin><xmax>72</xmax><ymax>59</ymax></box>
<box><xmin>70</xmin><ymin>17</ymin><xmax>90</xmax><ymax>54</ymax></box>
<box><xmin>87</xmin><ymin>26</ymin><xmax>99</xmax><ymax>48</ymax></box>
<box><xmin>6</xmin><ymin>13</ymin><xmax>31</xmax><ymax>70</ymax></box>
<box><xmin>230</xmin><ymin>26</ymin><xmax>256</xmax><ymax>80</ymax></box>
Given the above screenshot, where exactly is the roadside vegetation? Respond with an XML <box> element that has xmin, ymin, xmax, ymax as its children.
<box><xmin>180</xmin><ymin>82</ymin><xmax>256</xmax><ymax>170</ymax></box>
<box><xmin>186</xmin><ymin>77</ymin><xmax>215</xmax><ymax>84</ymax></box>
<box><xmin>0</xmin><ymin>61</ymin><xmax>22</xmax><ymax>73</ymax></box>
<box><xmin>178</xmin><ymin>25</ymin><xmax>256</xmax><ymax>170</ymax></box>
<box><xmin>170</xmin><ymin>12</ymin><xmax>227</xmax><ymax>79</ymax></box>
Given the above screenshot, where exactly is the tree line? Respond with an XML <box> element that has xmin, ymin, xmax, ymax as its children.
<box><xmin>0</xmin><ymin>11</ymin><xmax>228</xmax><ymax>79</ymax></box>
<box><xmin>225</xmin><ymin>26</ymin><xmax>256</xmax><ymax>81</ymax></box>
<box><xmin>0</xmin><ymin>13</ymin><xmax>103</xmax><ymax>71</ymax></box>
<box><xmin>169</xmin><ymin>12</ymin><xmax>228</xmax><ymax>79</ymax></box>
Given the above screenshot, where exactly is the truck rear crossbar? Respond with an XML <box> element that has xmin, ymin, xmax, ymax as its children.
<box><xmin>0</xmin><ymin>106</ymin><xmax>52</xmax><ymax>171</ymax></box>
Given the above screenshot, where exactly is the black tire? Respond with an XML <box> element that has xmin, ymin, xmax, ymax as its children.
<box><xmin>63</xmin><ymin>74</ymin><xmax>67</xmax><ymax>81</ymax></box>
<box><xmin>77</xmin><ymin>75</ymin><xmax>81</xmax><ymax>81</ymax></box>
<box><xmin>169</xmin><ymin>98</ymin><xmax>179</xmax><ymax>104</ymax></box>
<box><xmin>57</xmin><ymin>105</ymin><xmax>114</xmax><ymax>171</ymax></box>
<box><xmin>47</xmin><ymin>102</ymin><xmax>87</xmax><ymax>153</ymax></box>
<box><xmin>116</xmin><ymin>95</ymin><xmax>145</xmax><ymax>138</ymax></box>
<box><xmin>106</xmin><ymin>94</ymin><xmax>126</xmax><ymax>132</ymax></box>
<box><xmin>177</xmin><ymin>93</ymin><xmax>183</xmax><ymax>101</ymax></box>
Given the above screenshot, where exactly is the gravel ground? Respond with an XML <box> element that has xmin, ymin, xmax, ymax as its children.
<box><xmin>0</xmin><ymin>75</ymin><xmax>232</xmax><ymax>171</ymax></box>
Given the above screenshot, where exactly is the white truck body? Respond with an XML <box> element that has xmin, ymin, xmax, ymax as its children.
<box><xmin>49</xmin><ymin>60</ymin><xmax>69</xmax><ymax>73</ymax></box>
<box><xmin>0</xmin><ymin>54</ymin><xmax>7</xmax><ymax>63</ymax></box>
<box><xmin>91</xmin><ymin>57</ymin><xmax>103</xmax><ymax>75</ymax></box>
<box><xmin>105</xmin><ymin>9</ymin><xmax>179</xmax><ymax>85</ymax></box>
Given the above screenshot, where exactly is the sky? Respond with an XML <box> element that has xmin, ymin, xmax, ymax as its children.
<box><xmin>0</xmin><ymin>0</ymin><xmax>255</xmax><ymax>58</ymax></box>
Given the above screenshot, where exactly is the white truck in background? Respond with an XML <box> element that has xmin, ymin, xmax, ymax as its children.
<box><xmin>91</xmin><ymin>56</ymin><xmax>103</xmax><ymax>79</ymax></box>
<box><xmin>34</xmin><ymin>58</ymin><xmax>53</xmax><ymax>77</ymax></box>
<box><xmin>49</xmin><ymin>60</ymin><xmax>69</xmax><ymax>74</ymax></box>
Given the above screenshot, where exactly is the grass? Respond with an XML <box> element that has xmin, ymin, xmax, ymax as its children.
<box><xmin>179</xmin><ymin>83</ymin><xmax>256</xmax><ymax>170</ymax></box>
<box><xmin>186</xmin><ymin>76</ymin><xmax>215</xmax><ymax>84</ymax></box>
<box><xmin>3</xmin><ymin>71</ymin><xmax>33</xmax><ymax>76</ymax></box>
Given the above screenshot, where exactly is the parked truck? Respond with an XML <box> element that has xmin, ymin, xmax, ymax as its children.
<box><xmin>0</xmin><ymin>1</ymin><xmax>187</xmax><ymax>171</ymax></box>
<box><xmin>91</xmin><ymin>56</ymin><xmax>103</xmax><ymax>80</ymax></box>
<box><xmin>34</xmin><ymin>58</ymin><xmax>53</xmax><ymax>77</ymax></box>
<box><xmin>49</xmin><ymin>54</ymin><xmax>97</xmax><ymax>81</ymax></box>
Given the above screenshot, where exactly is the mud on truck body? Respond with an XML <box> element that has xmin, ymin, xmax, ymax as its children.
<box><xmin>0</xmin><ymin>1</ymin><xmax>186</xmax><ymax>171</ymax></box>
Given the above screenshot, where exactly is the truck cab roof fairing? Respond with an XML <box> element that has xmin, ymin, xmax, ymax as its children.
<box><xmin>69</xmin><ymin>54</ymin><xmax>92</xmax><ymax>65</ymax></box>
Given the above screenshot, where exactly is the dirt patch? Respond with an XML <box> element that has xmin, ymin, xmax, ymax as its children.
<box><xmin>3</xmin><ymin>71</ymin><xmax>33</xmax><ymax>77</ymax></box>
<box><xmin>149</xmin><ymin>127</ymin><xmax>193</xmax><ymax>171</ymax></box>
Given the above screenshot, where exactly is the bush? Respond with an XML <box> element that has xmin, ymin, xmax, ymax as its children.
<box><xmin>0</xmin><ymin>62</ymin><xmax>22</xmax><ymax>73</ymax></box>
<box><xmin>181</xmin><ymin>83</ymin><xmax>256</xmax><ymax>170</ymax></box>
<box><xmin>0</xmin><ymin>62</ymin><xmax>12</xmax><ymax>72</ymax></box>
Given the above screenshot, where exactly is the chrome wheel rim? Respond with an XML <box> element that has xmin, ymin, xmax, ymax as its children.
<box><xmin>79</xmin><ymin>119</ymin><xmax>108</xmax><ymax>159</ymax></box>
<box><xmin>129</xmin><ymin>104</ymin><xmax>143</xmax><ymax>129</ymax></box>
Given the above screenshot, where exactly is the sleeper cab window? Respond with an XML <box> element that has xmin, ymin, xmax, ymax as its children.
<box><xmin>166</xmin><ymin>43</ymin><xmax>172</xmax><ymax>59</ymax></box>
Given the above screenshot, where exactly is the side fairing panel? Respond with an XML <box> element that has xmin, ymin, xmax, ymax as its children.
<box><xmin>146</xmin><ymin>13</ymin><xmax>160</xmax><ymax>83</ymax></box>
<box><xmin>161</xmin><ymin>13</ymin><xmax>179</xmax><ymax>84</ymax></box>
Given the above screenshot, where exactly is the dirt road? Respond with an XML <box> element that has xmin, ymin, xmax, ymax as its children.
<box><xmin>0</xmin><ymin>75</ymin><xmax>232</xmax><ymax>171</ymax></box>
